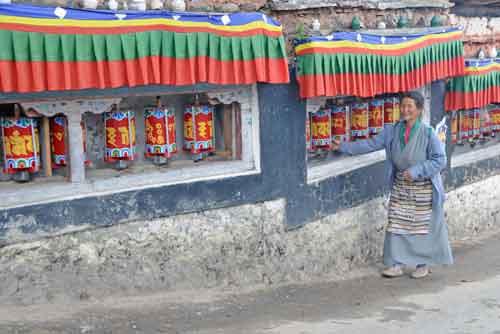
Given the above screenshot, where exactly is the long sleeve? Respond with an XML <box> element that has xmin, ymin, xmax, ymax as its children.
<box><xmin>338</xmin><ymin>129</ymin><xmax>387</xmax><ymax>156</ymax></box>
<box><xmin>408</xmin><ymin>129</ymin><xmax>447</xmax><ymax>180</ymax></box>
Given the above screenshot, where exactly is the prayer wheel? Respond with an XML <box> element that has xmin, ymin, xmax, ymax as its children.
<box><xmin>50</xmin><ymin>116</ymin><xmax>90</xmax><ymax>167</ymax></box>
<box><xmin>331</xmin><ymin>104</ymin><xmax>350</xmax><ymax>142</ymax></box>
<box><xmin>104</xmin><ymin>110</ymin><xmax>136</xmax><ymax>162</ymax></box>
<box><xmin>145</xmin><ymin>107</ymin><xmax>177</xmax><ymax>159</ymax></box>
<box><xmin>450</xmin><ymin>111</ymin><xmax>459</xmax><ymax>144</ymax></box>
<box><xmin>384</xmin><ymin>97</ymin><xmax>400</xmax><ymax>125</ymax></box>
<box><xmin>351</xmin><ymin>102</ymin><xmax>369</xmax><ymax>140</ymax></box>
<box><xmin>311</xmin><ymin>107</ymin><xmax>332</xmax><ymax>150</ymax></box>
<box><xmin>480</xmin><ymin>108</ymin><xmax>492</xmax><ymax>138</ymax></box>
<box><xmin>369</xmin><ymin>99</ymin><xmax>384</xmax><ymax>136</ymax></box>
<box><xmin>183</xmin><ymin>105</ymin><xmax>215</xmax><ymax>155</ymax></box>
<box><xmin>470</xmin><ymin>108</ymin><xmax>481</xmax><ymax>139</ymax></box>
<box><xmin>458</xmin><ymin>110</ymin><xmax>470</xmax><ymax>142</ymax></box>
<box><xmin>306</xmin><ymin>112</ymin><xmax>312</xmax><ymax>152</ymax></box>
<box><xmin>489</xmin><ymin>104</ymin><xmax>500</xmax><ymax>133</ymax></box>
<box><xmin>1</xmin><ymin>117</ymin><xmax>40</xmax><ymax>174</ymax></box>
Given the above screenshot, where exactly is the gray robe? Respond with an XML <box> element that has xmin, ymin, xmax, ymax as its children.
<box><xmin>340</xmin><ymin>122</ymin><xmax>453</xmax><ymax>267</ymax></box>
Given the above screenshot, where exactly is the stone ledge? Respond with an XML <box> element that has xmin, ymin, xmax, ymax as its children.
<box><xmin>270</xmin><ymin>0</ymin><xmax>453</xmax><ymax>11</ymax></box>
<box><xmin>307</xmin><ymin>150</ymin><xmax>386</xmax><ymax>184</ymax></box>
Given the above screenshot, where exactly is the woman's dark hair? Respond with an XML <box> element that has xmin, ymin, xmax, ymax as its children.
<box><xmin>400</xmin><ymin>91</ymin><xmax>425</xmax><ymax>110</ymax></box>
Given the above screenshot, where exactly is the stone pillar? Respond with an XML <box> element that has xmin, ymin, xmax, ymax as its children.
<box><xmin>239</xmin><ymin>95</ymin><xmax>254</xmax><ymax>164</ymax></box>
<box><xmin>67</xmin><ymin>112</ymin><xmax>85</xmax><ymax>183</ymax></box>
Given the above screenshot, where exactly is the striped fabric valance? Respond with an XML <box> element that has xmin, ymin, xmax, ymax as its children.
<box><xmin>0</xmin><ymin>3</ymin><xmax>289</xmax><ymax>94</ymax></box>
<box><xmin>445</xmin><ymin>58</ymin><xmax>500</xmax><ymax>111</ymax></box>
<box><xmin>295</xmin><ymin>27</ymin><xmax>465</xmax><ymax>99</ymax></box>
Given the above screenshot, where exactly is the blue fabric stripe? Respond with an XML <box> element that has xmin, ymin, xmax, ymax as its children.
<box><xmin>294</xmin><ymin>27</ymin><xmax>462</xmax><ymax>47</ymax></box>
<box><xmin>0</xmin><ymin>3</ymin><xmax>281</xmax><ymax>27</ymax></box>
<box><xmin>464</xmin><ymin>58</ymin><xmax>500</xmax><ymax>69</ymax></box>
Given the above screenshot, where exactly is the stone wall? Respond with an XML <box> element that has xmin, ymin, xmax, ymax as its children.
<box><xmin>2</xmin><ymin>172</ymin><xmax>500</xmax><ymax>305</ymax></box>
<box><xmin>451</xmin><ymin>15</ymin><xmax>500</xmax><ymax>58</ymax></box>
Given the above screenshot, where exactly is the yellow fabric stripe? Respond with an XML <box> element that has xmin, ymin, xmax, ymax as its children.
<box><xmin>295</xmin><ymin>30</ymin><xmax>462</xmax><ymax>54</ymax></box>
<box><xmin>465</xmin><ymin>63</ymin><xmax>500</xmax><ymax>73</ymax></box>
<box><xmin>0</xmin><ymin>14</ymin><xmax>282</xmax><ymax>33</ymax></box>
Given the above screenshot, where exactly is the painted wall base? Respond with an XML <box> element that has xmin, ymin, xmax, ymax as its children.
<box><xmin>2</xmin><ymin>173</ymin><xmax>500</xmax><ymax>305</ymax></box>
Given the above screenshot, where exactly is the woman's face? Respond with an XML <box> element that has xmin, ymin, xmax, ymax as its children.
<box><xmin>400</xmin><ymin>97</ymin><xmax>422</xmax><ymax>123</ymax></box>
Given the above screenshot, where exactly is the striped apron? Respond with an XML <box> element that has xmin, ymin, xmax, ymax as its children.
<box><xmin>387</xmin><ymin>171</ymin><xmax>433</xmax><ymax>235</ymax></box>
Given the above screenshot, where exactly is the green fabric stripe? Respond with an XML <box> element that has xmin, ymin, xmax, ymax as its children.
<box><xmin>447</xmin><ymin>71</ymin><xmax>500</xmax><ymax>93</ymax></box>
<box><xmin>297</xmin><ymin>40</ymin><xmax>463</xmax><ymax>76</ymax></box>
<box><xmin>0</xmin><ymin>30</ymin><xmax>287</xmax><ymax>62</ymax></box>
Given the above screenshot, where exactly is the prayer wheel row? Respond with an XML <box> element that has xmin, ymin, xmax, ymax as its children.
<box><xmin>450</xmin><ymin>104</ymin><xmax>500</xmax><ymax>144</ymax></box>
<box><xmin>1</xmin><ymin>104</ymin><xmax>216</xmax><ymax>174</ymax></box>
<box><xmin>307</xmin><ymin>96</ymin><xmax>401</xmax><ymax>152</ymax></box>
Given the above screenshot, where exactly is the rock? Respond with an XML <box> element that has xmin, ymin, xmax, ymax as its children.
<box><xmin>215</xmin><ymin>3</ymin><xmax>239</xmax><ymax>12</ymax></box>
<box><xmin>189</xmin><ymin>2</ymin><xmax>213</xmax><ymax>11</ymax></box>
<box><xmin>79</xmin><ymin>243</ymin><xmax>100</xmax><ymax>265</ymax></box>
<box><xmin>239</xmin><ymin>2</ymin><xmax>261</xmax><ymax>11</ymax></box>
<box><xmin>431</xmin><ymin>15</ymin><xmax>443</xmax><ymax>27</ymax></box>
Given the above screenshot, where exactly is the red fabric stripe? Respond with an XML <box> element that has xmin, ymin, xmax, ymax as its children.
<box><xmin>0</xmin><ymin>22</ymin><xmax>283</xmax><ymax>38</ymax></box>
<box><xmin>445</xmin><ymin>86</ymin><xmax>500</xmax><ymax>111</ymax></box>
<box><xmin>0</xmin><ymin>56</ymin><xmax>289</xmax><ymax>93</ymax></box>
<box><xmin>297</xmin><ymin>57</ymin><xmax>464</xmax><ymax>98</ymax></box>
<box><xmin>296</xmin><ymin>34</ymin><xmax>463</xmax><ymax>56</ymax></box>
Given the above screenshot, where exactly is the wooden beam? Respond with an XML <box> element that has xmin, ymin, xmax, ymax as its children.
<box><xmin>234</xmin><ymin>103</ymin><xmax>242</xmax><ymax>160</ymax></box>
<box><xmin>222</xmin><ymin>104</ymin><xmax>233</xmax><ymax>158</ymax></box>
<box><xmin>41</xmin><ymin>116</ymin><xmax>52</xmax><ymax>177</ymax></box>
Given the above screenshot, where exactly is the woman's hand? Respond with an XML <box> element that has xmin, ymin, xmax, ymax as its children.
<box><xmin>403</xmin><ymin>170</ymin><xmax>413</xmax><ymax>182</ymax></box>
<box><xmin>331</xmin><ymin>139</ymin><xmax>341</xmax><ymax>151</ymax></box>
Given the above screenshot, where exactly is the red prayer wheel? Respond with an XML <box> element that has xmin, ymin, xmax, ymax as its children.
<box><xmin>311</xmin><ymin>108</ymin><xmax>332</xmax><ymax>150</ymax></box>
<box><xmin>351</xmin><ymin>102</ymin><xmax>369</xmax><ymax>140</ymax></box>
<box><xmin>451</xmin><ymin>111</ymin><xmax>459</xmax><ymax>144</ymax></box>
<box><xmin>145</xmin><ymin>107</ymin><xmax>177</xmax><ymax>158</ymax></box>
<box><xmin>104</xmin><ymin>110</ymin><xmax>136</xmax><ymax>162</ymax></box>
<box><xmin>489</xmin><ymin>104</ymin><xmax>500</xmax><ymax>133</ymax></box>
<box><xmin>369</xmin><ymin>99</ymin><xmax>384</xmax><ymax>136</ymax></box>
<box><xmin>459</xmin><ymin>110</ymin><xmax>470</xmax><ymax>141</ymax></box>
<box><xmin>1</xmin><ymin>117</ymin><xmax>40</xmax><ymax>174</ymax></box>
<box><xmin>384</xmin><ymin>97</ymin><xmax>400</xmax><ymax>125</ymax></box>
<box><xmin>306</xmin><ymin>112</ymin><xmax>312</xmax><ymax>152</ymax></box>
<box><xmin>331</xmin><ymin>104</ymin><xmax>349</xmax><ymax>143</ymax></box>
<box><xmin>469</xmin><ymin>108</ymin><xmax>481</xmax><ymax>139</ymax></box>
<box><xmin>480</xmin><ymin>109</ymin><xmax>492</xmax><ymax>137</ymax></box>
<box><xmin>183</xmin><ymin>105</ymin><xmax>215</xmax><ymax>155</ymax></box>
<box><xmin>50</xmin><ymin>116</ymin><xmax>89</xmax><ymax>167</ymax></box>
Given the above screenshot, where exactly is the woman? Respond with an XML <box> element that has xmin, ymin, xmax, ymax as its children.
<box><xmin>333</xmin><ymin>91</ymin><xmax>453</xmax><ymax>279</ymax></box>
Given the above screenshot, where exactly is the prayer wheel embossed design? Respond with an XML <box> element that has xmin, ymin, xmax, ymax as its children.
<box><xmin>469</xmin><ymin>108</ymin><xmax>481</xmax><ymax>139</ymax></box>
<box><xmin>451</xmin><ymin>111</ymin><xmax>459</xmax><ymax>144</ymax></box>
<box><xmin>306</xmin><ymin>112</ymin><xmax>312</xmax><ymax>152</ymax></box>
<box><xmin>489</xmin><ymin>104</ymin><xmax>500</xmax><ymax>133</ymax></box>
<box><xmin>331</xmin><ymin>105</ymin><xmax>349</xmax><ymax>143</ymax></box>
<box><xmin>369</xmin><ymin>99</ymin><xmax>384</xmax><ymax>136</ymax></box>
<box><xmin>50</xmin><ymin>116</ymin><xmax>89</xmax><ymax>167</ymax></box>
<box><xmin>104</xmin><ymin>111</ymin><xmax>136</xmax><ymax>162</ymax></box>
<box><xmin>384</xmin><ymin>97</ymin><xmax>400</xmax><ymax>125</ymax></box>
<box><xmin>183</xmin><ymin>105</ymin><xmax>215</xmax><ymax>155</ymax></box>
<box><xmin>145</xmin><ymin>107</ymin><xmax>177</xmax><ymax>158</ymax></box>
<box><xmin>1</xmin><ymin>117</ymin><xmax>40</xmax><ymax>174</ymax></box>
<box><xmin>459</xmin><ymin>110</ymin><xmax>470</xmax><ymax>141</ymax></box>
<box><xmin>311</xmin><ymin>108</ymin><xmax>332</xmax><ymax>150</ymax></box>
<box><xmin>351</xmin><ymin>102</ymin><xmax>369</xmax><ymax>140</ymax></box>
